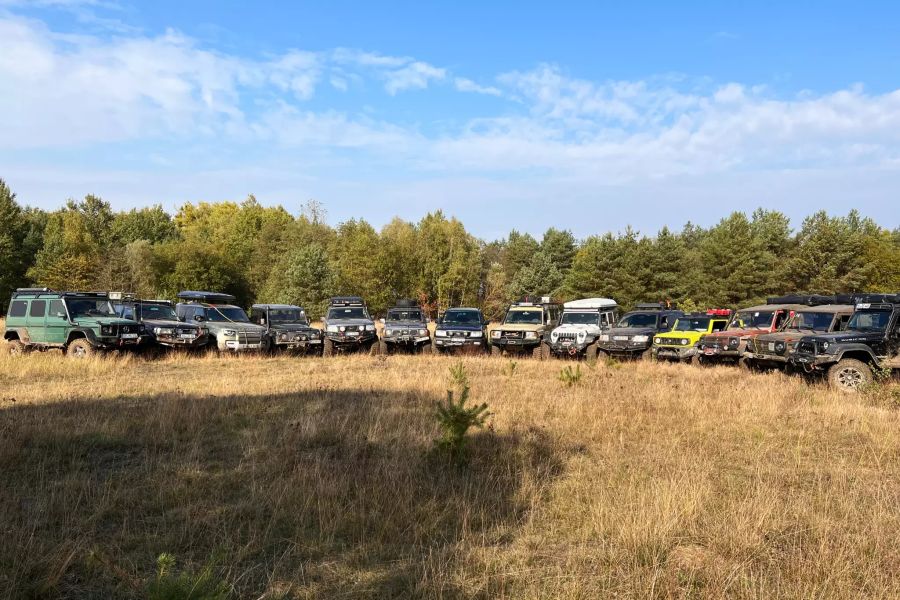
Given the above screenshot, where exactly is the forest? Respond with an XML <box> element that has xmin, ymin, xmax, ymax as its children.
<box><xmin>2</xmin><ymin>178</ymin><xmax>899</xmax><ymax>319</ymax></box>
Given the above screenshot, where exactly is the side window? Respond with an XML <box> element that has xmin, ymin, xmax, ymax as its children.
<box><xmin>774</xmin><ymin>311</ymin><xmax>789</xmax><ymax>329</ymax></box>
<box><xmin>9</xmin><ymin>300</ymin><xmax>27</xmax><ymax>318</ymax></box>
<box><xmin>659</xmin><ymin>315</ymin><xmax>669</xmax><ymax>330</ymax></box>
<box><xmin>121</xmin><ymin>306</ymin><xmax>135</xmax><ymax>320</ymax></box>
<box><xmin>600</xmin><ymin>312</ymin><xmax>609</xmax><ymax>327</ymax></box>
<box><xmin>838</xmin><ymin>314</ymin><xmax>851</xmax><ymax>330</ymax></box>
<box><xmin>250</xmin><ymin>310</ymin><xmax>264</xmax><ymax>325</ymax></box>
<box><xmin>49</xmin><ymin>300</ymin><xmax>66</xmax><ymax>319</ymax></box>
<box><xmin>712</xmin><ymin>319</ymin><xmax>727</xmax><ymax>332</ymax></box>
<box><xmin>29</xmin><ymin>300</ymin><xmax>47</xmax><ymax>318</ymax></box>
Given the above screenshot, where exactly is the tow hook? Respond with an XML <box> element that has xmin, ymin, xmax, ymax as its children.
<box><xmin>568</xmin><ymin>347</ymin><xmax>577</xmax><ymax>356</ymax></box>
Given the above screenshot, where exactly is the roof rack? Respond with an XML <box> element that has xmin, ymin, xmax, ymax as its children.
<box><xmin>329</xmin><ymin>296</ymin><xmax>365</xmax><ymax>306</ymax></box>
<box><xmin>853</xmin><ymin>293</ymin><xmax>900</xmax><ymax>304</ymax></box>
<box><xmin>767</xmin><ymin>294</ymin><xmax>837</xmax><ymax>306</ymax></box>
<box><xmin>635</xmin><ymin>302</ymin><xmax>666</xmax><ymax>311</ymax></box>
<box><xmin>392</xmin><ymin>299</ymin><xmax>420</xmax><ymax>309</ymax></box>
<box><xmin>177</xmin><ymin>290</ymin><xmax>237</xmax><ymax>304</ymax></box>
<box><xmin>15</xmin><ymin>287</ymin><xmax>53</xmax><ymax>293</ymax></box>
<box><xmin>706</xmin><ymin>308</ymin><xmax>732</xmax><ymax>316</ymax></box>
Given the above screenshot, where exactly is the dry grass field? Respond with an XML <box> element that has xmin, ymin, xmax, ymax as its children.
<box><xmin>1</xmin><ymin>338</ymin><xmax>899</xmax><ymax>598</ymax></box>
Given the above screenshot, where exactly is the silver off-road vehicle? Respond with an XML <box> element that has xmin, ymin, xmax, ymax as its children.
<box><xmin>322</xmin><ymin>296</ymin><xmax>377</xmax><ymax>356</ymax></box>
<box><xmin>378</xmin><ymin>299</ymin><xmax>431</xmax><ymax>354</ymax></box>
<box><xmin>175</xmin><ymin>291</ymin><xmax>269</xmax><ymax>352</ymax></box>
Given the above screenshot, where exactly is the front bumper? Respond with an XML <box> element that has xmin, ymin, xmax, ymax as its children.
<box><xmin>790</xmin><ymin>353</ymin><xmax>836</xmax><ymax>371</ymax></box>
<box><xmin>597</xmin><ymin>341</ymin><xmax>650</xmax><ymax>356</ymax></box>
<box><xmin>653</xmin><ymin>345</ymin><xmax>697</xmax><ymax>361</ymax></box>
<box><xmin>744</xmin><ymin>351</ymin><xmax>790</xmax><ymax>364</ymax></box>
<box><xmin>97</xmin><ymin>334</ymin><xmax>144</xmax><ymax>349</ymax></box>
<box><xmin>550</xmin><ymin>340</ymin><xmax>588</xmax><ymax>356</ymax></box>
<box><xmin>385</xmin><ymin>335</ymin><xmax>431</xmax><ymax>346</ymax></box>
<box><xmin>274</xmin><ymin>338</ymin><xmax>322</xmax><ymax>350</ymax></box>
<box><xmin>326</xmin><ymin>333</ymin><xmax>376</xmax><ymax>345</ymax></box>
<box><xmin>434</xmin><ymin>336</ymin><xmax>483</xmax><ymax>349</ymax></box>
<box><xmin>221</xmin><ymin>340</ymin><xmax>266</xmax><ymax>351</ymax></box>
<box><xmin>155</xmin><ymin>332</ymin><xmax>210</xmax><ymax>348</ymax></box>
<box><xmin>491</xmin><ymin>337</ymin><xmax>540</xmax><ymax>350</ymax></box>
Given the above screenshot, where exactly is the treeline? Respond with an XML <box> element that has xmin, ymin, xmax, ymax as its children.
<box><xmin>2</xmin><ymin>178</ymin><xmax>899</xmax><ymax>318</ymax></box>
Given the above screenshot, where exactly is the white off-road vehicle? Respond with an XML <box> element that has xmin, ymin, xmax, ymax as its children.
<box><xmin>549</xmin><ymin>298</ymin><xmax>618</xmax><ymax>359</ymax></box>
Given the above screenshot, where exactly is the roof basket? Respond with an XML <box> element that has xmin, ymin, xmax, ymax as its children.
<box><xmin>393</xmin><ymin>299</ymin><xmax>419</xmax><ymax>308</ymax></box>
<box><xmin>635</xmin><ymin>302</ymin><xmax>666</xmax><ymax>311</ymax></box>
<box><xmin>177</xmin><ymin>290</ymin><xmax>236</xmax><ymax>304</ymax></box>
<box><xmin>767</xmin><ymin>294</ymin><xmax>836</xmax><ymax>306</ymax></box>
<box><xmin>330</xmin><ymin>296</ymin><xmax>364</xmax><ymax>306</ymax></box>
<box><xmin>15</xmin><ymin>287</ymin><xmax>53</xmax><ymax>293</ymax></box>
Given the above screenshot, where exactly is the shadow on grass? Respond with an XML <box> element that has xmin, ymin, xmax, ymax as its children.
<box><xmin>0</xmin><ymin>387</ymin><xmax>565</xmax><ymax>599</ymax></box>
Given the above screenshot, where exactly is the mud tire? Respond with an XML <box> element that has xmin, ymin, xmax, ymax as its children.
<box><xmin>827</xmin><ymin>358</ymin><xmax>873</xmax><ymax>393</ymax></box>
<box><xmin>67</xmin><ymin>338</ymin><xmax>95</xmax><ymax>359</ymax></box>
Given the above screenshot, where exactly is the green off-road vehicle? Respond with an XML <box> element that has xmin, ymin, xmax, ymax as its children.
<box><xmin>490</xmin><ymin>297</ymin><xmax>561</xmax><ymax>359</ymax></box>
<box><xmin>3</xmin><ymin>288</ymin><xmax>143</xmax><ymax>357</ymax></box>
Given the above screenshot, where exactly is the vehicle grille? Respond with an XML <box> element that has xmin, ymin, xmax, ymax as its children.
<box><xmin>796</xmin><ymin>340</ymin><xmax>816</xmax><ymax>355</ymax></box>
<box><xmin>236</xmin><ymin>331</ymin><xmax>262</xmax><ymax>345</ymax></box>
<box><xmin>450</xmin><ymin>330</ymin><xmax>467</xmax><ymax>338</ymax></box>
<box><xmin>177</xmin><ymin>326</ymin><xmax>199</xmax><ymax>336</ymax></box>
<box><xmin>556</xmin><ymin>332</ymin><xmax>577</xmax><ymax>341</ymax></box>
<box><xmin>503</xmin><ymin>331</ymin><xmax>523</xmax><ymax>339</ymax></box>
<box><xmin>119</xmin><ymin>324</ymin><xmax>137</xmax><ymax>335</ymax></box>
<box><xmin>344</xmin><ymin>325</ymin><xmax>361</xmax><ymax>333</ymax></box>
<box><xmin>658</xmin><ymin>338</ymin><xmax>684</xmax><ymax>347</ymax></box>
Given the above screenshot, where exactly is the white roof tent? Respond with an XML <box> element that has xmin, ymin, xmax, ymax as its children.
<box><xmin>563</xmin><ymin>298</ymin><xmax>618</xmax><ymax>310</ymax></box>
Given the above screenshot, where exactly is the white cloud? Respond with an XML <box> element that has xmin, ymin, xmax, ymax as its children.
<box><xmin>383</xmin><ymin>61</ymin><xmax>446</xmax><ymax>95</ymax></box>
<box><xmin>454</xmin><ymin>77</ymin><xmax>502</xmax><ymax>96</ymax></box>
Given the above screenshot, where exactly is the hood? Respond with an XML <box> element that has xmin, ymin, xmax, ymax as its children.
<box><xmin>74</xmin><ymin>317</ymin><xmax>137</xmax><ymax>327</ymax></box>
<box><xmin>325</xmin><ymin>317</ymin><xmax>374</xmax><ymax>326</ymax></box>
<box><xmin>208</xmin><ymin>321</ymin><xmax>267</xmax><ymax>332</ymax></box>
<box><xmin>755</xmin><ymin>330</ymin><xmax>820</xmax><ymax>344</ymax></box>
<box><xmin>270</xmin><ymin>322</ymin><xmax>316</xmax><ymax>332</ymax></box>
<box><xmin>497</xmin><ymin>323</ymin><xmax>544</xmax><ymax>332</ymax></box>
<box><xmin>437</xmin><ymin>323</ymin><xmax>482</xmax><ymax>332</ymax></box>
<box><xmin>553</xmin><ymin>323</ymin><xmax>602</xmax><ymax>335</ymax></box>
<box><xmin>605</xmin><ymin>326</ymin><xmax>655</xmax><ymax>337</ymax></box>
<box><xmin>385</xmin><ymin>320</ymin><xmax>428</xmax><ymax>329</ymax></box>
<box><xmin>705</xmin><ymin>328</ymin><xmax>768</xmax><ymax>339</ymax></box>
<box><xmin>806</xmin><ymin>330</ymin><xmax>883</xmax><ymax>345</ymax></box>
<box><xmin>142</xmin><ymin>318</ymin><xmax>189</xmax><ymax>329</ymax></box>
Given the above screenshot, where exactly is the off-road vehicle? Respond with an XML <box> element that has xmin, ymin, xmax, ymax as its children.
<box><xmin>378</xmin><ymin>299</ymin><xmax>431</xmax><ymax>354</ymax></box>
<box><xmin>792</xmin><ymin>294</ymin><xmax>900</xmax><ymax>392</ymax></box>
<box><xmin>548</xmin><ymin>298</ymin><xmax>618</xmax><ymax>359</ymax></box>
<box><xmin>651</xmin><ymin>310</ymin><xmax>731</xmax><ymax>364</ymax></box>
<box><xmin>250</xmin><ymin>304</ymin><xmax>322</xmax><ymax>354</ymax></box>
<box><xmin>176</xmin><ymin>291</ymin><xmax>269</xmax><ymax>352</ymax></box>
<box><xmin>114</xmin><ymin>294</ymin><xmax>209</xmax><ymax>350</ymax></box>
<box><xmin>433</xmin><ymin>307</ymin><xmax>489</xmax><ymax>354</ymax></box>
<box><xmin>322</xmin><ymin>296</ymin><xmax>377</xmax><ymax>357</ymax></box>
<box><xmin>596</xmin><ymin>303</ymin><xmax>684</xmax><ymax>360</ymax></box>
<box><xmin>744</xmin><ymin>299</ymin><xmax>855</xmax><ymax>370</ymax></box>
<box><xmin>4</xmin><ymin>288</ymin><xmax>143</xmax><ymax>357</ymax></box>
<box><xmin>490</xmin><ymin>297</ymin><xmax>561</xmax><ymax>359</ymax></box>
<box><xmin>697</xmin><ymin>297</ymin><xmax>812</xmax><ymax>366</ymax></box>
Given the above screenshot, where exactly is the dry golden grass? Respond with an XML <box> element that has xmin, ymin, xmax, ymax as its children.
<box><xmin>1</xmin><ymin>342</ymin><xmax>899</xmax><ymax>598</ymax></box>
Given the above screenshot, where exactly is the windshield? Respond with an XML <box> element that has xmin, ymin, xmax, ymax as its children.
<box><xmin>730</xmin><ymin>310</ymin><xmax>774</xmax><ymax>330</ymax></box>
<box><xmin>505</xmin><ymin>309</ymin><xmax>543</xmax><ymax>325</ymax></box>
<box><xmin>269</xmin><ymin>308</ymin><xmax>307</xmax><ymax>324</ymax></box>
<box><xmin>327</xmin><ymin>307</ymin><xmax>368</xmax><ymax>320</ymax></box>
<box><xmin>560</xmin><ymin>312</ymin><xmax>600</xmax><ymax>326</ymax></box>
<box><xmin>66</xmin><ymin>298</ymin><xmax>116</xmax><ymax>318</ymax></box>
<box><xmin>616</xmin><ymin>312</ymin><xmax>658</xmax><ymax>328</ymax></box>
<box><xmin>388</xmin><ymin>309</ymin><xmax>423</xmax><ymax>322</ymax></box>
<box><xmin>786</xmin><ymin>312</ymin><xmax>835</xmax><ymax>332</ymax></box>
<box><xmin>442</xmin><ymin>310</ymin><xmax>481</xmax><ymax>325</ymax></box>
<box><xmin>206</xmin><ymin>306</ymin><xmax>251</xmax><ymax>323</ymax></box>
<box><xmin>674</xmin><ymin>317</ymin><xmax>711</xmax><ymax>332</ymax></box>
<box><xmin>847</xmin><ymin>310</ymin><xmax>892</xmax><ymax>332</ymax></box>
<box><xmin>140</xmin><ymin>303</ymin><xmax>178</xmax><ymax>321</ymax></box>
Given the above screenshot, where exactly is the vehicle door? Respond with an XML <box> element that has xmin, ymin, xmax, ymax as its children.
<box><xmin>44</xmin><ymin>299</ymin><xmax>70</xmax><ymax>345</ymax></box>
<box><xmin>25</xmin><ymin>299</ymin><xmax>47</xmax><ymax>343</ymax></box>
<box><xmin>6</xmin><ymin>299</ymin><xmax>29</xmax><ymax>338</ymax></box>
<box><xmin>885</xmin><ymin>312</ymin><xmax>900</xmax><ymax>368</ymax></box>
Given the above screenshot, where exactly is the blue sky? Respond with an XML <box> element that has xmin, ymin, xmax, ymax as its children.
<box><xmin>1</xmin><ymin>1</ymin><xmax>899</xmax><ymax>239</ymax></box>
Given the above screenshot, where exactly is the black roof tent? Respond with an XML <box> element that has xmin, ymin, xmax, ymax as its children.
<box><xmin>177</xmin><ymin>291</ymin><xmax>237</xmax><ymax>304</ymax></box>
<box><xmin>392</xmin><ymin>299</ymin><xmax>419</xmax><ymax>309</ymax></box>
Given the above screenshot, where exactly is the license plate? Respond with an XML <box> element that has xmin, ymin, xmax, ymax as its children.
<box><xmin>121</xmin><ymin>333</ymin><xmax>138</xmax><ymax>339</ymax></box>
<box><xmin>768</xmin><ymin>342</ymin><xmax>775</xmax><ymax>351</ymax></box>
<box><xmin>613</xmin><ymin>336</ymin><xmax>628</xmax><ymax>341</ymax></box>
<box><xmin>179</xmin><ymin>333</ymin><xmax>196</xmax><ymax>339</ymax></box>
<box><xmin>346</xmin><ymin>332</ymin><xmax>359</xmax><ymax>336</ymax></box>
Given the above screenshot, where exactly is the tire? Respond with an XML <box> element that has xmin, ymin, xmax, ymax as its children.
<box><xmin>738</xmin><ymin>357</ymin><xmax>752</xmax><ymax>371</ymax></box>
<box><xmin>532</xmin><ymin>343</ymin><xmax>549</xmax><ymax>360</ymax></box>
<box><xmin>827</xmin><ymin>359</ymin><xmax>873</xmax><ymax>393</ymax></box>
<box><xmin>597</xmin><ymin>349</ymin><xmax>610</xmax><ymax>361</ymax></box>
<box><xmin>689</xmin><ymin>354</ymin><xmax>701</xmax><ymax>366</ymax></box>
<box><xmin>641</xmin><ymin>348</ymin><xmax>654</xmax><ymax>361</ymax></box>
<box><xmin>7</xmin><ymin>339</ymin><xmax>27</xmax><ymax>356</ymax></box>
<box><xmin>584</xmin><ymin>343</ymin><xmax>598</xmax><ymax>361</ymax></box>
<box><xmin>372</xmin><ymin>340</ymin><xmax>387</xmax><ymax>356</ymax></box>
<box><xmin>67</xmin><ymin>338</ymin><xmax>95</xmax><ymax>359</ymax></box>
<box><xmin>322</xmin><ymin>338</ymin><xmax>334</xmax><ymax>358</ymax></box>
<box><xmin>490</xmin><ymin>345</ymin><xmax>501</xmax><ymax>357</ymax></box>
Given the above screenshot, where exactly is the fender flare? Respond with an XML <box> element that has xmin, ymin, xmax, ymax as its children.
<box><xmin>66</xmin><ymin>328</ymin><xmax>100</xmax><ymax>346</ymax></box>
<box><xmin>834</xmin><ymin>344</ymin><xmax>879</xmax><ymax>364</ymax></box>
<box><xmin>3</xmin><ymin>328</ymin><xmax>30</xmax><ymax>343</ymax></box>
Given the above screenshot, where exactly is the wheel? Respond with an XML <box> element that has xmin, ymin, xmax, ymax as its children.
<box><xmin>7</xmin><ymin>339</ymin><xmax>27</xmax><ymax>356</ymax></box>
<box><xmin>738</xmin><ymin>357</ymin><xmax>751</xmax><ymax>370</ymax></box>
<box><xmin>597</xmin><ymin>349</ymin><xmax>610</xmax><ymax>361</ymax></box>
<box><xmin>584</xmin><ymin>343</ymin><xmax>598</xmax><ymax>361</ymax></box>
<box><xmin>66</xmin><ymin>338</ymin><xmax>95</xmax><ymax>359</ymax></box>
<box><xmin>827</xmin><ymin>359</ymin><xmax>873</xmax><ymax>393</ymax></box>
<box><xmin>322</xmin><ymin>338</ymin><xmax>334</xmax><ymax>357</ymax></box>
<box><xmin>490</xmin><ymin>345</ymin><xmax>501</xmax><ymax>357</ymax></box>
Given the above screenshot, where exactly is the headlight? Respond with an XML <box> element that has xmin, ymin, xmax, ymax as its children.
<box><xmin>599</xmin><ymin>334</ymin><xmax>610</xmax><ymax>342</ymax></box>
<box><xmin>491</xmin><ymin>330</ymin><xmax>501</xmax><ymax>339</ymax></box>
<box><xmin>280</xmin><ymin>333</ymin><xmax>289</xmax><ymax>341</ymax></box>
<box><xmin>681</xmin><ymin>338</ymin><xmax>689</xmax><ymax>346</ymax></box>
<box><xmin>154</xmin><ymin>327</ymin><xmax>175</xmax><ymax>336</ymax></box>
<box><xmin>469</xmin><ymin>330</ymin><xmax>482</xmax><ymax>338</ymax></box>
<box><xmin>339</xmin><ymin>326</ymin><xmax>346</xmax><ymax>332</ymax></box>
<box><xmin>774</xmin><ymin>341</ymin><xmax>786</xmax><ymax>354</ymax></box>
<box><xmin>385</xmin><ymin>328</ymin><xmax>395</xmax><ymax>336</ymax></box>
<box><xmin>222</xmin><ymin>329</ymin><xmax>236</xmax><ymax>337</ymax></box>
<box><xmin>310</xmin><ymin>331</ymin><xmax>320</xmax><ymax>338</ymax></box>
<box><xmin>326</xmin><ymin>325</ymin><xmax>338</xmax><ymax>333</ymax></box>
<box><xmin>577</xmin><ymin>331</ymin><xmax>587</xmax><ymax>341</ymax></box>
<box><xmin>365</xmin><ymin>325</ymin><xmax>375</xmax><ymax>331</ymax></box>
<box><xmin>729</xmin><ymin>337</ymin><xmax>740</xmax><ymax>348</ymax></box>
<box><xmin>101</xmin><ymin>326</ymin><xmax>114</xmax><ymax>335</ymax></box>
<box><xmin>551</xmin><ymin>332</ymin><xmax>559</xmax><ymax>341</ymax></box>
<box><xmin>419</xmin><ymin>329</ymin><xmax>428</xmax><ymax>336</ymax></box>
<box><xmin>632</xmin><ymin>335</ymin><xmax>649</xmax><ymax>343</ymax></box>
<box><xmin>524</xmin><ymin>331</ymin><xmax>537</xmax><ymax>339</ymax></box>
<box><xmin>436</xmin><ymin>330</ymin><xmax>448</xmax><ymax>337</ymax></box>
<box><xmin>654</xmin><ymin>337</ymin><xmax>662</xmax><ymax>344</ymax></box>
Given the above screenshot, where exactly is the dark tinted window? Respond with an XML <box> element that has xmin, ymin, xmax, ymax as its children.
<box><xmin>9</xmin><ymin>301</ymin><xmax>27</xmax><ymax>317</ymax></box>
<box><xmin>49</xmin><ymin>300</ymin><xmax>66</xmax><ymax>318</ymax></box>
<box><xmin>29</xmin><ymin>300</ymin><xmax>46</xmax><ymax>318</ymax></box>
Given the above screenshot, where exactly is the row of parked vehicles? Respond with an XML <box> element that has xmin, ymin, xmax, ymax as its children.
<box><xmin>4</xmin><ymin>288</ymin><xmax>900</xmax><ymax>392</ymax></box>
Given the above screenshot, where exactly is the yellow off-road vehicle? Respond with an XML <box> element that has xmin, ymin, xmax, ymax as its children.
<box><xmin>651</xmin><ymin>310</ymin><xmax>731</xmax><ymax>364</ymax></box>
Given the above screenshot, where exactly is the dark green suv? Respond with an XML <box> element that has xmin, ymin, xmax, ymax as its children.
<box><xmin>3</xmin><ymin>288</ymin><xmax>143</xmax><ymax>357</ymax></box>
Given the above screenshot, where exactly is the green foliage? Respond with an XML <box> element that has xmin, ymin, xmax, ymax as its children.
<box><xmin>558</xmin><ymin>364</ymin><xmax>583</xmax><ymax>387</ymax></box>
<box><xmin>145</xmin><ymin>553</ymin><xmax>230</xmax><ymax>600</ymax></box>
<box><xmin>508</xmin><ymin>250</ymin><xmax>564</xmax><ymax>300</ymax></box>
<box><xmin>434</xmin><ymin>363</ymin><xmax>490</xmax><ymax>462</ymax></box>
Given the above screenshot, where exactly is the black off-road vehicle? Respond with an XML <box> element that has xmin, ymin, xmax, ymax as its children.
<box><xmin>250</xmin><ymin>304</ymin><xmax>323</xmax><ymax>354</ymax></box>
<box><xmin>433</xmin><ymin>307</ymin><xmax>489</xmax><ymax>354</ymax></box>
<box><xmin>322</xmin><ymin>297</ymin><xmax>377</xmax><ymax>356</ymax></box>
<box><xmin>792</xmin><ymin>294</ymin><xmax>900</xmax><ymax>392</ymax></box>
<box><xmin>114</xmin><ymin>295</ymin><xmax>210</xmax><ymax>351</ymax></box>
<box><xmin>378</xmin><ymin>299</ymin><xmax>431</xmax><ymax>354</ymax></box>
<box><xmin>596</xmin><ymin>303</ymin><xmax>683</xmax><ymax>359</ymax></box>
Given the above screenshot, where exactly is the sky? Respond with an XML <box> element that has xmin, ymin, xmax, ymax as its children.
<box><xmin>1</xmin><ymin>0</ymin><xmax>899</xmax><ymax>240</ymax></box>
